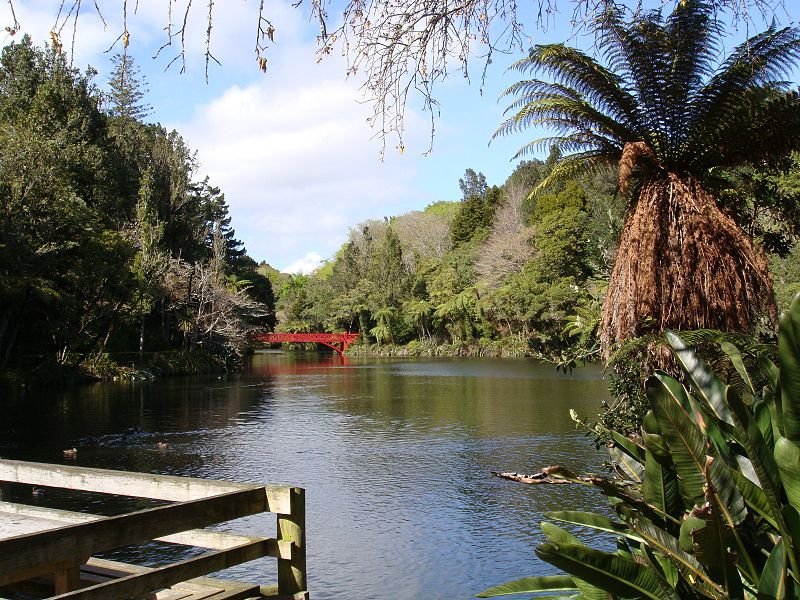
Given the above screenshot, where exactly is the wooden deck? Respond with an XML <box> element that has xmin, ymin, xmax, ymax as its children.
<box><xmin>0</xmin><ymin>460</ymin><xmax>307</xmax><ymax>600</ymax></box>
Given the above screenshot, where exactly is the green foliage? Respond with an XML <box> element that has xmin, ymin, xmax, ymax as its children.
<box><xmin>480</xmin><ymin>294</ymin><xmax>800</xmax><ymax>600</ymax></box>
<box><xmin>0</xmin><ymin>37</ymin><xmax>272</xmax><ymax>378</ymax></box>
<box><xmin>451</xmin><ymin>169</ymin><xmax>503</xmax><ymax>246</ymax></box>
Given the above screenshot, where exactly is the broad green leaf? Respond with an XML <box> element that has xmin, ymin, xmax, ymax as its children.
<box><xmin>779</xmin><ymin>296</ymin><xmax>800</xmax><ymax>444</ymax></box>
<box><xmin>608</xmin><ymin>446</ymin><xmax>643</xmax><ymax>482</ymax></box>
<box><xmin>642</xmin><ymin>440</ymin><xmax>682</xmax><ymax>519</ymax></box>
<box><xmin>685</xmin><ymin>494</ymin><xmax>744</xmax><ymax>597</ymax></box>
<box><xmin>608</xmin><ymin>429</ymin><xmax>645</xmax><ymax>463</ymax></box>
<box><xmin>725</xmin><ymin>387</ymin><xmax>784</xmax><ymax>531</ymax></box>
<box><xmin>720</xmin><ymin>341</ymin><xmax>755</xmax><ymax>396</ymax></box>
<box><xmin>781</xmin><ymin>505</ymin><xmax>800</xmax><ymax>588</ymax></box>
<box><xmin>679</xmin><ymin>514</ymin><xmax>704</xmax><ymax>551</ymax></box>
<box><xmin>754</xmin><ymin>396</ymin><xmax>777</xmax><ymax>449</ymax></box>
<box><xmin>642</xmin><ymin>431</ymin><xmax>671</xmax><ymax>463</ymax></box>
<box><xmin>536</xmin><ymin>542</ymin><xmax>679</xmax><ymax>600</ymax></box>
<box><xmin>758</xmin><ymin>538</ymin><xmax>788</xmax><ymax>600</ymax></box>
<box><xmin>760</xmin><ymin>355</ymin><xmax>779</xmax><ymax>391</ymax></box>
<box><xmin>545</xmin><ymin>511</ymin><xmax>634</xmax><ymax>539</ymax></box>
<box><xmin>647</xmin><ymin>374</ymin><xmax>713</xmax><ymax>507</ymax></box>
<box><xmin>476</xmin><ymin>575</ymin><xmax>577</xmax><ymax>597</ymax></box>
<box><xmin>649</xmin><ymin>374</ymin><xmax>747</xmax><ymax>526</ymax></box>
<box><xmin>730</xmin><ymin>467</ymin><xmax>778</xmax><ymax>530</ymax></box>
<box><xmin>775</xmin><ymin>437</ymin><xmax>800</xmax><ymax>513</ymax></box>
<box><xmin>542</xmin><ymin>522</ymin><xmax>583</xmax><ymax>546</ymax></box>
<box><xmin>667</xmin><ymin>331</ymin><xmax>734</xmax><ymax>425</ymax></box>
<box><xmin>630</xmin><ymin>516</ymin><xmax>722</xmax><ymax>597</ymax></box>
<box><xmin>539</xmin><ymin>524</ymin><xmax>609</xmax><ymax>600</ymax></box>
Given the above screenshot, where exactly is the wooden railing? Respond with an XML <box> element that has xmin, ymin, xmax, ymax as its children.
<box><xmin>0</xmin><ymin>459</ymin><xmax>307</xmax><ymax>599</ymax></box>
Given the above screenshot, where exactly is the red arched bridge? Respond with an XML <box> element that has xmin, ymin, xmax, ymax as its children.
<box><xmin>252</xmin><ymin>332</ymin><xmax>359</xmax><ymax>355</ymax></box>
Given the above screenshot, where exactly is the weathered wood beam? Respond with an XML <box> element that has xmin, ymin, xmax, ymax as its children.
<box><xmin>0</xmin><ymin>459</ymin><xmax>292</xmax><ymax>513</ymax></box>
<box><xmin>0</xmin><ymin>501</ymin><xmax>290</xmax><ymax>555</ymax></box>
<box><xmin>81</xmin><ymin>557</ymin><xmax>268</xmax><ymax>600</ymax></box>
<box><xmin>0</xmin><ymin>487</ymin><xmax>269</xmax><ymax>585</ymax></box>
<box><xmin>52</xmin><ymin>541</ymin><xmax>271</xmax><ymax>599</ymax></box>
<box><xmin>277</xmin><ymin>487</ymin><xmax>306</xmax><ymax>596</ymax></box>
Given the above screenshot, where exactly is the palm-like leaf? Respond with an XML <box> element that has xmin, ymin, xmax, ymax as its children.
<box><xmin>500</xmin><ymin>2</ymin><xmax>800</xmax><ymax>184</ymax></box>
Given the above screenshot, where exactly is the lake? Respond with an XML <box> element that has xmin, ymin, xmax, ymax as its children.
<box><xmin>0</xmin><ymin>351</ymin><xmax>613</xmax><ymax>599</ymax></box>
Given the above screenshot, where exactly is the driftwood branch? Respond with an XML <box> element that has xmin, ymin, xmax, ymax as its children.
<box><xmin>492</xmin><ymin>465</ymin><xmax>592</xmax><ymax>485</ymax></box>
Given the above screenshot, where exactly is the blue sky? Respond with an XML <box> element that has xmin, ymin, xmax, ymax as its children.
<box><xmin>2</xmin><ymin>1</ymin><xmax>796</xmax><ymax>272</ymax></box>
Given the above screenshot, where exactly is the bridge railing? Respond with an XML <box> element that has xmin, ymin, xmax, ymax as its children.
<box><xmin>253</xmin><ymin>332</ymin><xmax>359</xmax><ymax>355</ymax></box>
<box><xmin>0</xmin><ymin>459</ymin><xmax>307</xmax><ymax>599</ymax></box>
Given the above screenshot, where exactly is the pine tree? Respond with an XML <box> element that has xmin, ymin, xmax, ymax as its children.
<box><xmin>106</xmin><ymin>53</ymin><xmax>151</xmax><ymax>121</ymax></box>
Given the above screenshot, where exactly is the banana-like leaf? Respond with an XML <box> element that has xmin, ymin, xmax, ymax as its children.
<box><xmin>727</xmin><ymin>389</ymin><xmax>788</xmax><ymax>535</ymax></box>
<box><xmin>760</xmin><ymin>355</ymin><xmax>780</xmax><ymax>391</ymax></box>
<box><xmin>693</xmin><ymin>471</ymin><xmax>746</xmax><ymax>598</ymax></box>
<box><xmin>775</xmin><ymin>437</ymin><xmax>800</xmax><ymax>513</ymax></box>
<box><xmin>648</xmin><ymin>374</ymin><xmax>748</xmax><ymax>526</ymax></box>
<box><xmin>642</xmin><ymin>430</ymin><xmax>671</xmax><ymax>463</ymax></box>
<box><xmin>646</xmin><ymin>375</ymin><xmax>707</xmax><ymax>507</ymax></box>
<box><xmin>545</xmin><ymin>511</ymin><xmax>635</xmax><ymax>538</ymax></box>
<box><xmin>759</xmin><ymin>355</ymin><xmax>784</xmax><ymax>439</ymax></box>
<box><xmin>536</xmin><ymin>542</ymin><xmax>680</xmax><ymax>600</ymax></box>
<box><xmin>642</xmin><ymin>438</ymin><xmax>682</xmax><ymax>521</ymax></box>
<box><xmin>539</xmin><ymin>524</ymin><xmax>610</xmax><ymax>600</ymax></box>
<box><xmin>629</xmin><ymin>516</ymin><xmax>723</xmax><ymax>597</ymax></box>
<box><xmin>758</xmin><ymin>537</ymin><xmax>789</xmax><ymax>600</ymax></box>
<box><xmin>667</xmin><ymin>331</ymin><xmax>735</xmax><ymax>426</ymax></box>
<box><xmin>730</xmin><ymin>466</ymin><xmax>778</xmax><ymax>530</ymax></box>
<box><xmin>754</xmin><ymin>396</ymin><xmax>777</xmax><ymax>450</ymax></box>
<box><xmin>608</xmin><ymin>429</ymin><xmax>645</xmax><ymax>463</ymax></box>
<box><xmin>542</xmin><ymin>522</ymin><xmax>584</xmax><ymax>546</ymax></box>
<box><xmin>779</xmin><ymin>295</ymin><xmax>800</xmax><ymax>444</ymax></box>
<box><xmin>725</xmin><ymin>386</ymin><xmax>784</xmax><ymax>530</ymax></box>
<box><xmin>609</xmin><ymin>445</ymin><xmax>644</xmax><ymax>482</ymax></box>
<box><xmin>780</xmin><ymin>505</ymin><xmax>800</xmax><ymax>589</ymax></box>
<box><xmin>476</xmin><ymin>575</ymin><xmax>577</xmax><ymax>597</ymax></box>
<box><xmin>720</xmin><ymin>341</ymin><xmax>756</xmax><ymax>396</ymax></box>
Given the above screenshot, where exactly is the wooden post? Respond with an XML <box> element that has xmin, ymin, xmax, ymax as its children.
<box><xmin>53</xmin><ymin>560</ymin><xmax>84</xmax><ymax>595</ymax></box>
<box><xmin>277</xmin><ymin>487</ymin><xmax>306</xmax><ymax>595</ymax></box>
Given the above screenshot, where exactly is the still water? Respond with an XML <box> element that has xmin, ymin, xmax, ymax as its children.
<box><xmin>1</xmin><ymin>352</ymin><xmax>612</xmax><ymax>599</ymax></box>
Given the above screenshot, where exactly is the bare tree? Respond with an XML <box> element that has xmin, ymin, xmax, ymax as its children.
<box><xmin>475</xmin><ymin>181</ymin><xmax>534</xmax><ymax>285</ymax></box>
<box><xmin>163</xmin><ymin>257</ymin><xmax>271</xmax><ymax>358</ymax></box>
<box><xmin>391</xmin><ymin>209</ymin><xmax>453</xmax><ymax>267</ymax></box>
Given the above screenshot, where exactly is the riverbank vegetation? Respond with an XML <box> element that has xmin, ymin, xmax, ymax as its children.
<box><xmin>268</xmin><ymin>0</ymin><xmax>800</xmax><ymax>435</ymax></box>
<box><xmin>268</xmin><ymin>160</ymin><xmax>622</xmax><ymax>362</ymax></box>
<box><xmin>0</xmin><ymin>39</ymin><xmax>275</xmax><ymax>386</ymax></box>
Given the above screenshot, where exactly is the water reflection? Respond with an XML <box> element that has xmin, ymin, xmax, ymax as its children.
<box><xmin>1</xmin><ymin>351</ymin><xmax>613</xmax><ymax>599</ymax></box>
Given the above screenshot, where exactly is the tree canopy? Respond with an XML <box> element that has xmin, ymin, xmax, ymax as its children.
<box><xmin>498</xmin><ymin>0</ymin><xmax>800</xmax><ymax>356</ymax></box>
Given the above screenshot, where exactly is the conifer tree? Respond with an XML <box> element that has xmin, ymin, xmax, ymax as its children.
<box><xmin>106</xmin><ymin>52</ymin><xmax>151</xmax><ymax>121</ymax></box>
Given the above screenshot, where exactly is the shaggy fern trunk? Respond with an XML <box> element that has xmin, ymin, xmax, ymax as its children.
<box><xmin>600</xmin><ymin>174</ymin><xmax>776</xmax><ymax>359</ymax></box>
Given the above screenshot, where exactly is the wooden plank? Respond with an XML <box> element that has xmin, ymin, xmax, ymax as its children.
<box><xmin>0</xmin><ymin>509</ymin><xmax>73</xmax><ymax>538</ymax></box>
<box><xmin>52</xmin><ymin>541</ymin><xmax>270</xmax><ymax>600</ymax></box>
<box><xmin>277</xmin><ymin>488</ymin><xmax>306</xmax><ymax>596</ymax></box>
<box><xmin>0</xmin><ymin>487</ymin><xmax>272</xmax><ymax>585</ymax></box>
<box><xmin>0</xmin><ymin>460</ymin><xmax>292</xmax><ymax>514</ymax></box>
<box><xmin>82</xmin><ymin>558</ymin><xmax>265</xmax><ymax>600</ymax></box>
<box><xmin>0</xmin><ymin>502</ymin><xmax>290</xmax><ymax>555</ymax></box>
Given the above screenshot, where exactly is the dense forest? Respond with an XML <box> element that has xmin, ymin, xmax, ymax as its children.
<box><xmin>0</xmin><ymin>38</ymin><xmax>275</xmax><ymax>384</ymax></box>
<box><xmin>267</xmin><ymin>155</ymin><xmax>800</xmax><ymax>364</ymax></box>
<box><xmin>4</xmin><ymin>34</ymin><xmax>800</xmax><ymax>388</ymax></box>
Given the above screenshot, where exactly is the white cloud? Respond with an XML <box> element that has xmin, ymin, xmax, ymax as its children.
<box><xmin>173</xmin><ymin>48</ymin><xmax>427</xmax><ymax>268</ymax></box>
<box><xmin>282</xmin><ymin>252</ymin><xmax>324</xmax><ymax>274</ymax></box>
